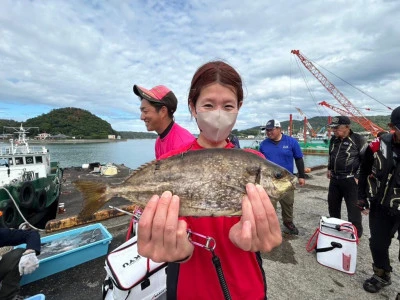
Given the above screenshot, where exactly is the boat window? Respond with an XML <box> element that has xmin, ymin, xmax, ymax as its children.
<box><xmin>15</xmin><ymin>157</ymin><xmax>23</xmax><ymax>165</ymax></box>
<box><xmin>35</xmin><ymin>156</ymin><xmax>43</xmax><ymax>163</ymax></box>
<box><xmin>26</xmin><ymin>156</ymin><xmax>34</xmax><ymax>164</ymax></box>
<box><xmin>8</xmin><ymin>158</ymin><xmax>13</xmax><ymax>165</ymax></box>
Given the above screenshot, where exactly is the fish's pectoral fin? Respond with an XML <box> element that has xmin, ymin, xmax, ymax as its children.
<box><xmin>255</xmin><ymin>167</ymin><xmax>261</xmax><ymax>184</ymax></box>
<box><xmin>222</xmin><ymin>183</ymin><xmax>246</xmax><ymax>194</ymax></box>
<box><xmin>245</xmin><ymin>166</ymin><xmax>262</xmax><ymax>184</ymax></box>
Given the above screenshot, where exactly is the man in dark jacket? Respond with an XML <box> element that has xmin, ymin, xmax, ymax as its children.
<box><xmin>0</xmin><ymin>228</ymin><xmax>41</xmax><ymax>300</ymax></box>
<box><xmin>327</xmin><ymin>116</ymin><xmax>367</xmax><ymax>237</ymax></box>
<box><xmin>357</xmin><ymin>106</ymin><xmax>400</xmax><ymax>294</ymax></box>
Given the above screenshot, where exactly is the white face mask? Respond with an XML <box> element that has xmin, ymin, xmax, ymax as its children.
<box><xmin>196</xmin><ymin>110</ymin><xmax>238</xmax><ymax>143</ymax></box>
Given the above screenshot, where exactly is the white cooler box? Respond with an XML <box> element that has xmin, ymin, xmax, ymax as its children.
<box><xmin>102</xmin><ymin>235</ymin><xmax>167</xmax><ymax>300</ymax></box>
<box><xmin>315</xmin><ymin>217</ymin><xmax>358</xmax><ymax>274</ymax></box>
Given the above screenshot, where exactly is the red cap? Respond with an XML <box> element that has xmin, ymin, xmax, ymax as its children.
<box><xmin>133</xmin><ymin>85</ymin><xmax>171</xmax><ymax>102</ymax></box>
<box><xmin>133</xmin><ymin>84</ymin><xmax>178</xmax><ymax>114</ymax></box>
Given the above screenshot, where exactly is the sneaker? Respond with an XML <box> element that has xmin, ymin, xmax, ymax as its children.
<box><xmin>363</xmin><ymin>274</ymin><xmax>392</xmax><ymax>293</ymax></box>
<box><xmin>283</xmin><ymin>221</ymin><xmax>299</xmax><ymax>235</ymax></box>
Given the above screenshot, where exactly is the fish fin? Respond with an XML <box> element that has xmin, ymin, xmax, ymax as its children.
<box><xmin>246</xmin><ymin>166</ymin><xmax>262</xmax><ymax>184</ymax></box>
<box><xmin>255</xmin><ymin>167</ymin><xmax>261</xmax><ymax>184</ymax></box>
<box><xmin>223</xmin><ymin>184</ymin><xmax>246</xmax><ymax>194</ymax></box>
<box><xmin>129</xmin><ymin>159</ymin><xmax>159</xmax><ymax>177</ymax></box>
<box><xmin>74</xmin><ymin>180</ymin><xmax>109</xmax><ymax>218</ymax></box>
<box><xmin>228</xmin><ymin>211</ymin><xmax>242</xmax><ymax>216</ymax></box>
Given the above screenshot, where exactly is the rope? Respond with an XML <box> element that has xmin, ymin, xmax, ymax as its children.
<box><xmin>0</xmin><ymin>186</ymin><xmax>45</xmax><ymax>232</ymax></box>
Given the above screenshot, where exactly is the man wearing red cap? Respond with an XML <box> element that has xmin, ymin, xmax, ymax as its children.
<box><xmin>133</xmin><ymin>85</ymin><xmax>195</xmax><ymax>159</ymax></box>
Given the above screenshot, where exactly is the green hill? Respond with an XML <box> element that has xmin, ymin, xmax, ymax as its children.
<box><xmin>25</xmin><ymin>107</ymin><xmax>117</xmax><ymax>139</ymax></box>
<box><xmin>0</xmin><ymin>107</ymin><xmax>156</xmax><ymax>139</ymax></box>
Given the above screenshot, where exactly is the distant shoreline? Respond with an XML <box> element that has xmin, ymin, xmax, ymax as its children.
<box><xmin>25</xmin><ymin>137</ymin><xmax>261</xmax><ymax>144</ymax></box>
<box><xmin>28</xmin><ymin>139</ymin><xmax>130</xmax><ymax>144</ymax></box>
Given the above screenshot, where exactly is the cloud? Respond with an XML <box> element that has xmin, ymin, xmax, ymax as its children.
<box><xmin>0</xmin><ymin>0</ymin><xmax>399</xmax><ymax>133</ymax></box>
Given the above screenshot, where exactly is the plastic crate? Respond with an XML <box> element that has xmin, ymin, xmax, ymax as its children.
<box><xmin>16</xmin><ymin>223</ymin><xmax>112</xmax><ymax>285</ymax></box>
<box><xmin>25</xmin><ymin>294</ymin><xmax>45</xmax><ymax>300</ymax></box>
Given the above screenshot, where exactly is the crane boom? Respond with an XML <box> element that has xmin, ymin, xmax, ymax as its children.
<box><xmin>318</xmin><ymin>101</ymin><xmax>352</xmax><ymax>117</ymax></box>
<box><xmin>291</xmin><ymin>50</ymin><xmax>384</xmax><ymax>136</ymax></box>
<box><xmin>319</xmin><ymin>101</ymin><xmax>384</xmax><ymax>134</ymax></box>
<box><xmin>295</xmin><ymin>107</ymin><xmax>317</xmax><ymax>137</ymax></box>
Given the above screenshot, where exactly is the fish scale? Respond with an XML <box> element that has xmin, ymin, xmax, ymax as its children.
<box><xmin>75</xmin><ymin>148</ymin><xmax>297</xmax><ymax>217</ymax></box>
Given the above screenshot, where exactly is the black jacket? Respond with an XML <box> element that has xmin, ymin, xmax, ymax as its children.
<box><xmin>328</xmin><ymin>130</ymin><xmax>367</xmax><ymax>179</ymax></box>
<box><xmin>0</xmin><ymin>228</ymin><xmax>41</xmax><ymax>255</ymax></box>
<box><xmin>358</xmin><ymin>133</ymin><xmax>400</xmax><ymax>211</ymax></box>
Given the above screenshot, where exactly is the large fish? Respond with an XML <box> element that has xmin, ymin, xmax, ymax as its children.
<box><xmin>74</xmin><ymin>148</ymin><xmax>297</xmax><ymax>217</ymax></box>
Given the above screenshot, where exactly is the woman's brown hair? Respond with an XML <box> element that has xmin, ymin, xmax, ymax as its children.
<box><xmin>188</xmin><ymin>61</ymin><xmax>243</xmax><ymax>112</ymax></box>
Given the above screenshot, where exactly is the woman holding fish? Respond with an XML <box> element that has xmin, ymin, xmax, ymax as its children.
<box><xmin>137</xmin><ymin>61</ymin><xmax>286</xmax><ymax>299</ymax></box>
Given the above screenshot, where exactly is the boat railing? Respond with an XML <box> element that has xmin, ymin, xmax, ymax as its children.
<box><xmin>0</xmin><ymin>145</ymin><xmax>48</xmax><ymax>156</ymax></box>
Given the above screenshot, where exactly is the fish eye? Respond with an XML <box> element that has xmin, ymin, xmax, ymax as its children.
<box><xmin>274</xmin><ymin>171</ymin><xmax>283</xmax><ymax>179</ymax></box>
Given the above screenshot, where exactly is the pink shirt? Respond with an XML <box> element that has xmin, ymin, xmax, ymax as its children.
<box><xmin>154</xmin><ymin>123</ymin><xmax>195</xmax><ymax>159</ymax></box>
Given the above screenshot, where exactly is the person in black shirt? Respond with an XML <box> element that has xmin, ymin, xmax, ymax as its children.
<box><xmin>327</xmin><ymin>116</ymin><xmax>367</xmax><ymax>237</ymax></box>
<box><xmin>357</xmin><ymin>106</ymin><xmax>400</xmax><ymax>294</ymax></box>
<box><xmin>0</xmin><ymin>228</ymin><xmax>41</xmax><ymax>300</ymax></box>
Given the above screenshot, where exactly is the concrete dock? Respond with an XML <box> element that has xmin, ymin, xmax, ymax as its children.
<box><xmin>20</xmin><ymin>167</ymin><xmax>400</xmax><ymax>299</ymax></box>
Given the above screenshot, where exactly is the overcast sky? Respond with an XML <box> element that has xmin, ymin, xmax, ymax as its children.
<box><xmin>1</xmin><ymin>0</ymin><xmax>399</xmax><ymax>134</ymax></box>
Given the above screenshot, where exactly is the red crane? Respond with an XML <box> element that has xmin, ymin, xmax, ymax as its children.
<box><xmin>318</xmin><ymin>100</ymin><xmax>382</xmax><ymax>131</ymax></box>
<box><xmin>318</xmin><ymin>101</ymin><xmax>353</xmax><ymax>117</ymax></box>
<box><xmin>295</xmin><ymin>107</ymin><xmax>317</xmax><ymax>137</ymax></box>
<box><xmin>291</xmin><ymin>50</ymin><xmax>385</xmax><ymax>136</ymax></box>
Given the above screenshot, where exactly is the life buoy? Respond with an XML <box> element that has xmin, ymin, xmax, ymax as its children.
<box><xmin>35</xmin><ymin>189</ymin><xmax>47</xmax><ymax>212</ymax></box>
<box><xmin>18</xmin><ymin>182</ymin><xmax>35</xmax><ymax>208</ymax></box>
<box><xmin>0</xmin><ymin>200</ymin><xmax>19</xmax><ymax>228</ymax></box>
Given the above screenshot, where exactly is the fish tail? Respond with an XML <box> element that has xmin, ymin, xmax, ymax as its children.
<box><xmin>74</xmin><ymin>180</ymin><xmax>109</xmax><ymax>216</ymax></box>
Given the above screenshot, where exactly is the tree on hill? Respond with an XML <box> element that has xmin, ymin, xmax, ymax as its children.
<box><xmin>0</xmin><ymin>119</ymin><xmax>21</xmax><ymax>131</ymax></box>
<box><xmin>24</xmin><ymin>107</ymin><xmax>118</xmax><ymax>139</ymax></box>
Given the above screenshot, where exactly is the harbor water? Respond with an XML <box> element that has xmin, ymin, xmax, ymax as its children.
<box><xmin>1</xmin><ymin>139</ymin><xmax>328</xmax><ymax>170</ymax></box>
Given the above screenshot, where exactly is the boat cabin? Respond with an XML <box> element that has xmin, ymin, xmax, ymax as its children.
<box><xmin>0</xmin><ymin>132</ymin><xmax>51</xmax><ymax>186</ymax></box>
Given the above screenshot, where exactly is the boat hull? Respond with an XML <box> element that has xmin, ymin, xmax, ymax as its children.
<box><xmin>0</xmin><ymin>163</ymin><xmax>63</xmax><ymax>229</ymax></box>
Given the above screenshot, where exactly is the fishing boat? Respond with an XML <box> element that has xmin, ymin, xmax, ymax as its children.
<box><xmin>244</xmin><ymin>126</ymin><xmax>329</xmax><ymax>155</ymax></box>
<box><xmin>297</xmin><ymin>138</ymin><xmax>329</xmax><ymax>154</ymax></box>
<box><xmin>0</xmin><ymin>124</ymin><xmax>63</xmax><ymax>229</ymax></box>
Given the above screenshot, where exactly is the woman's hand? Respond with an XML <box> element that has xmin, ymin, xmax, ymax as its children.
<box><xmin>229</xmin><ymin>183</ymin><xmax>282</xmax><ymax>252</ymax></box>
<box><xmin>137</xmin><ymin>191</ymin><xmax>194</xmax><ymax>263</ymax></box>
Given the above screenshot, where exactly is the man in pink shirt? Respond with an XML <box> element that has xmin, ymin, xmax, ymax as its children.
<box><xmin>133</xmin><ymin>84</ymin><xmax>195</xmax><ymax>159</ymax></box>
